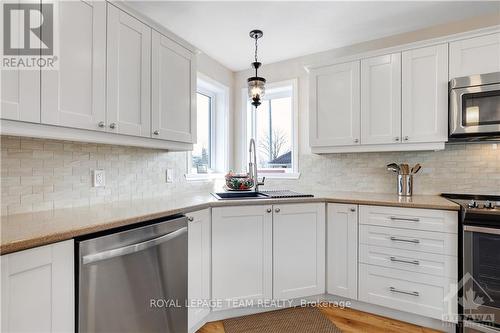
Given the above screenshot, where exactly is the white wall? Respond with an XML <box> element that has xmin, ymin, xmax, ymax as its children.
<box><xmin>230</xmin><ymin>14</ymin><xmax>500</xmax><ymax>195</ymax></box>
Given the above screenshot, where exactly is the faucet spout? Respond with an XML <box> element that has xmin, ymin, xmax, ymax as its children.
<box><xmin>248</xmin><ymin>138</ymin><xmax>265</xmax><ymax>192</ymax></box>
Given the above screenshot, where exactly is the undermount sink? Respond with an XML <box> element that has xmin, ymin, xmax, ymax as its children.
<box><xmin>211</xmin><ymin>191</ymin><xmax>270</xmax><ymax>200</ymax></box>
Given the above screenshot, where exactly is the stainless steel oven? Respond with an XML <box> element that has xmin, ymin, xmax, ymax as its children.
<box><xmin>463</xmin><ymin>225</ymin><xmax>500</xmax><ymax>332</ymax></box>
<box><xmin>449</xmin><ymin>72</ymin><xmax>500</xmax><ymax>141</ymax></box>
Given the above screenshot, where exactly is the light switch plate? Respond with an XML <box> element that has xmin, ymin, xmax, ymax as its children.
<box><xmin>93</xmin><ymin>169</ymin><xmax>105</xmax><ymax>187</ymax></box>
<box><xmin>166</xmin><ymin>169</ymin><xmax>174</xmax><ymax>183</ymax></box>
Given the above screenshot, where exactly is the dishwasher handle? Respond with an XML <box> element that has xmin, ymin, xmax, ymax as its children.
<box><xmin>82</xmin><ymin>226</ymin><xmax>187</xmax><ymax>265</ymax></box>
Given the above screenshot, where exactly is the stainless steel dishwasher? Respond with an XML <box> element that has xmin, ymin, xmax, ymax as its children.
<box><xmin>77</xmin><ymin>215</ymin><xmax>188</xmax><ymax>333</ymax></box>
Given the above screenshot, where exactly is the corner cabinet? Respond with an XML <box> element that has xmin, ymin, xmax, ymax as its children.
<box><xmin>309</xmin><ymin>61</ymin><xmax>361</xmax><ymax>147</ymax></box>
<box><xmin>211</xmin><ymin>205</ymin><xmax>273</xmax><ymax>310</ymax></box>
<box><xmin>273</xmin><ymin>203</ymin><xmax>325</xmax><ymax>300</ymax></box>
<box><xmin>1</xmin><ymin>240</ymin><xmax>74</xmax><ymax>332</ymax></box>
<box><xmin>327</xmin><ymin>203</ymin><xmax>358</xmax><ymax>299</ymax></box>
<box><xmin>152</xmin><ymin>31</ymin><xmax>196</xmax><ymax>143</ymax></box>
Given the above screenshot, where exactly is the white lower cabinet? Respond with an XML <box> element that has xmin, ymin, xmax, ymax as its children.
<box><xmin>273</xmin><ymin>203</ymin><xmax>325</xmax><ymax>300</ymax></box>
<box><xmin>211</xmin><ymin>205</ymin><xmax>273</xmax><ymax>310</ymax></box>
<box><xmin>187</xmin><ymin>209</ymin><xmax>211</xmax><ymax>332</ymax></box>
<box><xmin>327</xmin><ymin>203</ymin><xmax>358</xmax><ymax>299</ymax></box>
<box><xmin>0</xmin><ymin>240</ymin><xmax>74</xmax><ymax>332</ymax></box>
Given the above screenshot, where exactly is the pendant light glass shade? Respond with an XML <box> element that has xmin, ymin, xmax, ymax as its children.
<box><xmin>248</xmin><ymin>76</ymin><xmax>266</xmax><ymax>107</ymax></box>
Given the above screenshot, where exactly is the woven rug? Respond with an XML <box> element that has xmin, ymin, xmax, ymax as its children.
<box><xmin>222</xmin><ymin>306</ymin><xmax>342</xmax><ymax>333</ymax></box>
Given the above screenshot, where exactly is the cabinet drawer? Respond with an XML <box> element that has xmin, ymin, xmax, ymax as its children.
<box><xmin>359</xmin><ymin>264</ymin><xmax>456</xmax><ymax>322</ymax></box>
<box><xmin>359</xmin><ymin>225</ymin><xmax>457</xmax><ymax>256</ymax></box>
<box><xmin>359</xmin><ymin>205</ymin><xmax>457</xmax><ymax>233</ymax></box>
<box><xmin>359</xmin><ymin>244</ymin><xmax>457</xmax><ymax>278</ymax></box>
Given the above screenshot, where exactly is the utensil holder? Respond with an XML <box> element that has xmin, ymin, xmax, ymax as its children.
<box><xmin>397</xmin><ymin>174</ymin><xmax>413</xmax><ymax>196</ymax></box>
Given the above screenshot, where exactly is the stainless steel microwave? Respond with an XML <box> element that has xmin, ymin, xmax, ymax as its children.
<box><xmin>449</xmin><ymin>72</ymin><xmax>500</xmax><ymax>141</ymax></box>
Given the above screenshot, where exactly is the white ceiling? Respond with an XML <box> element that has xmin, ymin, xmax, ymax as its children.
<box><xmin>127</xmin><ymin>1</ymin><xmax>499</xmax><ymax>71</ymax></box>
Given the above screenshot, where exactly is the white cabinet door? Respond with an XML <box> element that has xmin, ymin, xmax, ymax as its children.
<box><xmin>327</xmin><ymin>203</ymin><xmax>358</xmax><ymax>299</ymax></box>
<box><xmin>152</xmin><ymin>31</ymin><xmax>196</xmax><ymax>143</ymax></box>
<box><xmin>107</xmin><ymin>4</ymin><xmax>151</xmax><ymax>137</ymax></box>
<box><xmin>1</xmin><ymin>240</ymin><xmax>74</xmax><ymax>333</ymax></box>
<box><xmin>273</xmin><ymin>203</ymin><xmax>325</xmax><ymax>300</ymax></box>
<box><xmin>402</xmin><ymin>44</ymin><xmax>448</xmax><ymax>143</ymax></box>
<box><xmin>41</xmin><ymin>1</ymin><xmax>106</xmax><ymax>131</ymax></box>
<box><xmin>212</xmin><ymin>205</ymin><xmax>272</xmax><ymax>310</ymax></box>
<box><xmin>449</xmin><ymin>33</ymin><xmax>500</xmax><ymax>78</ymax></box>
<box><xmin>309</xmin><ymin>61</ymin><xmax>361</xmax><ymax>147</ymax></box>
<box><xmin>188</xmin><ymin>209</ymin><xmax>211</xmax><ymax>332</ymax></box>
<box><xmin>361</xmin><ymin>53</ymin><xmax>401</xmax><ymax>145</ymax></box>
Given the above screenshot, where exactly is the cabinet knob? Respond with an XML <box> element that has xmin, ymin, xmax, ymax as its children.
<box><xmin>350</xmin><ymin>208</ymin><xmax>356</xmax><ymax>212</ymax></box>
<box><xmin>187</xmin><ymin>216</ymin><xmax>194</xmax><ymax>222</ymax></box>
<box><xmin>153</xmin><ymin>130</ymin><xmax>160</xmax><ymax>135</ymax></box>
<box><xmin>404</xmin><ymin>136</ymin><xmax>409</xmax><ymax>141</ymax></box>
<box><xmin>394</xmin><ymin>137</ymin><xmax>400</xmax><ymax>142</ymax></box>
<box><xmin>109</xmin><ymin>123</ymin><xmax>116</xmax><ymax>129</ymax></box>
<box><xmin>266</xmin><ymin>208</ymin><xmax>272</xmax><ymax>213</ymax></box>
<box><xmin>275</xmin><ymin>208</ymin><xmax>280</xmax><ymax>213</ymax></box>
<box><xmin>98</xmin><ymin>121</ymin><xmax>105</xmax><ymax>128</ymax></box>
<box><xmin>354</xmin><ymin>138</ymin><xmax>359</xmax><ymax>143</ymax></box>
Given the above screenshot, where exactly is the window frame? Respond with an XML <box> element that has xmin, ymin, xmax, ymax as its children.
<box><xmin>243</xmin><ymin>78</ymin><xmax>300</xmax><ymax>179</ymax></box>
<box><xmin>186</xmin><ymin>74</ymin><xmax>230</xmax><ymax>180</ymax></box>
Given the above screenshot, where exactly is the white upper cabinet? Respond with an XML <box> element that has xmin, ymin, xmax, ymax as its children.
<box><xmin>41</xmin><ymin>1</ymin><xmax>106</xmax><ymax>131</ymax></box>
<box><xmin>402</xmin><ymin>44</ymin><xmax>448</xmax><ymax>143</ymax></box>
<box><xmin>1</xmin><ymin>240</ymin><xmax>74</xmax><ymax>333</ymax></box>
<box><xmin>361</xmin><ymin>53</ymin><xmax>401</xmax><ymax>145</ymax></box>
<box><xmin>327</xmin><ymin>203</ymin><xmax>358</xmax><ymax>300</ymax></box>
<box><xmin>211</xmin><ymin>205</ymin><xmax>273</xmax><ymax>310</ymax></box>
<box><xmin>107</xmin><ymin>4</ymin><xmax>151</xmax><ymax>137</ymax></box>
<box><xmin>273</xmin><ymin>203</ymin><xmax>325</xmax><ymax>300</ymax></box>
<box><xmin>449</xmin><ymin>33</ymin><xmax>500</xmax><ymax>78</ymax></box>
<box><xmin>152</xmin><ymin>31</ymin><xmax>196</xmax><ymax>143</ymax></box>
<box><xmin>309</xmin><ymin>61</ymin><xmax>361</xmax><ymax>147</ymax></box>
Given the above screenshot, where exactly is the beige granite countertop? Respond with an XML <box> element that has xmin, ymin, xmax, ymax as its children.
<box><xmin>0</xmin><ymin>191</ymin><xmax>459</xmax><ymax>255</ymax></box>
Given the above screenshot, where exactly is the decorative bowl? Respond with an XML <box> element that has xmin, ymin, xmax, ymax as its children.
<box><xmin>225</xmin><ymin>172</ymin><xmax>254</xmax><ymax>191</ymax></box>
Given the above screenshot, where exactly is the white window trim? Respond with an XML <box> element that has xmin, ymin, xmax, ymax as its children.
<box><xmin>241</xmin><ymin>78</ymin><xmax>300</xmax><ymax>179</ymax></box>
<box><xmin>186</xmin><ymin>73</ymin><xmax>229</xmax><ymax>181</ymax></box>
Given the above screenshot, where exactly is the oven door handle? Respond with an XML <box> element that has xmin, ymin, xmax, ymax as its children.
<box><xmin>464</xmin><ymin>225</ymin><xmax>500</xmax><ymax>235</ymax></box>
<box><xmin>82</xmin><ymin>227</ymin><xmax>188</xmax><ymax>265</ymax></box>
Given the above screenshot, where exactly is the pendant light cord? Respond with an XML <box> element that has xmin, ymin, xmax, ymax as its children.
<box><xmin>254</xmin><ymin>37</ymin><xmax>258</xmax><ymax>63</ymax></box>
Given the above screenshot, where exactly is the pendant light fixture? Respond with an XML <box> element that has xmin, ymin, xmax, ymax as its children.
<box><xmin>247</xmin><ymin>29</ymin><xmax>266</xmax><ymax>108</ymax></box>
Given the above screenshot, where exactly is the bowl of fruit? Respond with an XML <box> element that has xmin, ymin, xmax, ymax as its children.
<box><xmin>224</xmin><ymin>172</ymin><xmax>254</xmax><ymax>191</ymax></box>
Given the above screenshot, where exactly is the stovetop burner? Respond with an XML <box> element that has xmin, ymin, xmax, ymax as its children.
<box><xmin>442</xmin><ymin>193</ymin><xmax>500</xmax><ymax>227</ymax></box>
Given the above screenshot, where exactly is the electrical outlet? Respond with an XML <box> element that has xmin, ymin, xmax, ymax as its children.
<box><xmin>166</xmin><ymin>169</ymin><xmax>174</xmax><ymax>183</ymax></box>
<box><xmin>93</xmin><ymin>169</ymin><xmax>106</xmax><ymax>187</ymax></box>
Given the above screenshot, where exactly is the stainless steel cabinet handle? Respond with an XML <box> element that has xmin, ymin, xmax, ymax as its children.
<box><xmin>187</xmin><ymin>216</ymin><xmax>194</xmax><ymax>222</ymax></box>
<box><xmin>390</xmin><ymin>216</ymin><xmax>420</xmax><ymax>222</ymax></box>
<box><xmin>109</xmin><ymin>123</ymin><xmax>116</xmax><ymax>129</ymax></box>
<box><xmin>275</xmin><ymin>208</ymin><xmax>280</xmax><ymax>213</ymax></box>
<box><xmin>350</xmin><ymin>208</ymin><xmax>356</xmax><ymax>212</ymax></box>
<box><xmin>98</xmin><ymin>121</ymin><xmax>105</xmax><ymax>128</ymax></box>
<box><xmin>389</xmin><ymin>287</ymin><xmax>419</xmax><ymax>297</ymax></box>
<box><xmin>394</xmin><ymin>137</ymin><xmax>400</xmax><ymax>142</ymax></box>
<box><xmin>404</xmin><ymin>136</ymin><xmax>409</xmax><ymax>141</ymax></box>
<box><xmin>390</xmin><ymin>236</ymin><xmax>420</xmax><ymax>244</ymax></box>
<box><xmin>153</xmin><ymin>130</ymin><xmax>160</xmax><ymax>135</ymax></box>
<box><xmin>390</xmin><ymin>256</ymin><xmax>420</xmax><ymax>265</ymax></box>
<box><xmin>82</xmin><ymin>227</ymin><xmax>187</xmax><ymax>265</ymax></box>
<box><xmin>354</xmin><ymin>138</ymin><xmax>359</xmax><ymax>143</ymax></box>
<box><xmin>266</xmin><ymin>208</ymin><xmax>272</xmax><ymax>213</ymax></box>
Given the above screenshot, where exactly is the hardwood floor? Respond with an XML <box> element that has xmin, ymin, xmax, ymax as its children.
<box><xmin>197</xmin><ymin>305</ymin><xmax>443</xmax><ymax>333</ymax></box>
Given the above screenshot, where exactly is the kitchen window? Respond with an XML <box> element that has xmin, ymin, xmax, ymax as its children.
<box><xmin>246</xmin><ymin>79</ymin><xmax>299</xmax><ymax>178</ymax></box>
<box><xmin>186</xmin><ymin>75</ymin><xmax>229</xmax><ymax>180</ymax></box>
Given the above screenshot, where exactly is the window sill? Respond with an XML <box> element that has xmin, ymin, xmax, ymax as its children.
<box><xmin>184</xmin><ymin>173</ymin><xmax>224</xmax><ymax>181</ymax></box>
<box><xmin>260</xmin><ymin>172</ymin><xmax>301</xmax><ymax>180</ymax></box>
